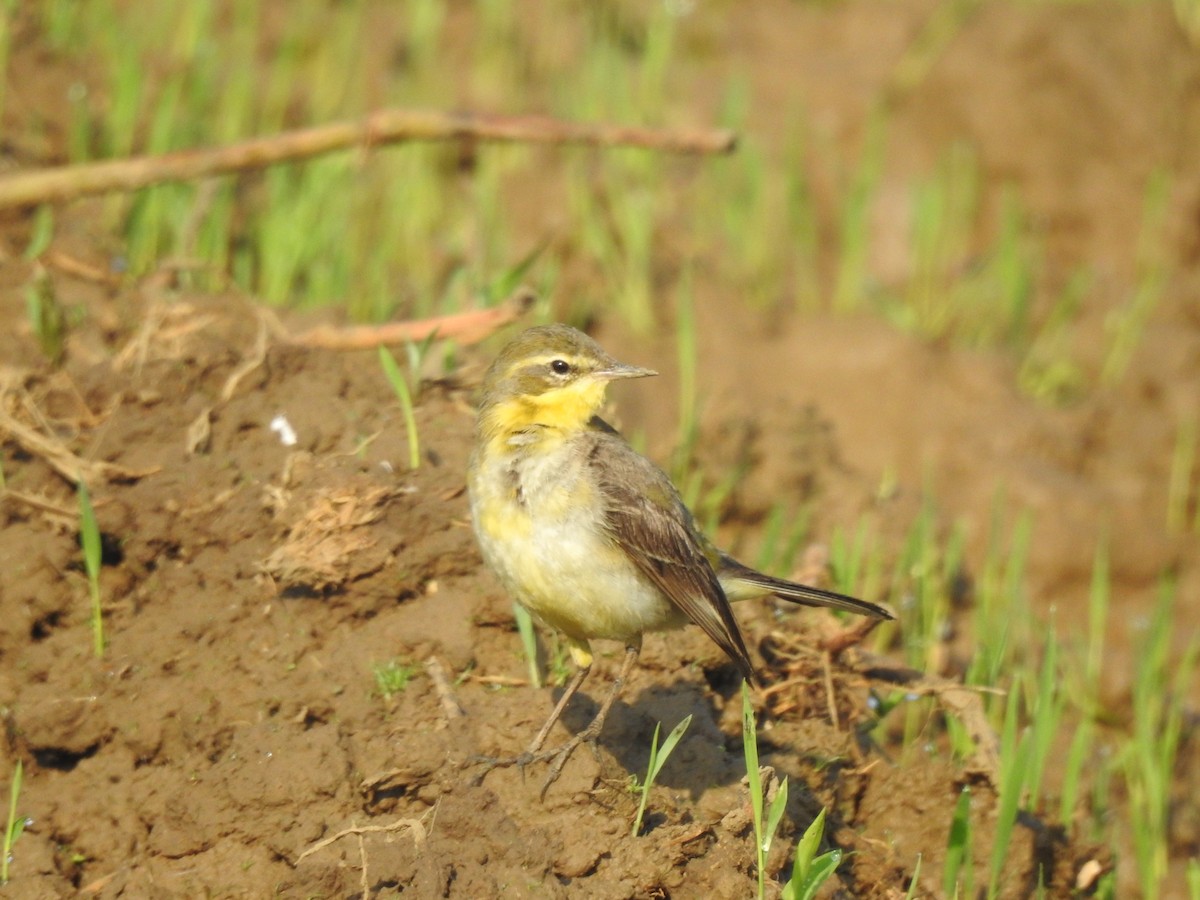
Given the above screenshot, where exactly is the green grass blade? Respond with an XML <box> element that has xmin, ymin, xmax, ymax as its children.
<box><xmin>632</xmin><ymin>714</ymin><xmax>691</xmax><ymax>837</ymax></box>
<box><xmin>631</xmin><ymin>721</ymin><xmax>662</xmax><ymax>838</ymax></box>
<box><xmin>378</xmin><ymin>346</ymin><xmax>421</xmax><ymax>470</ymax></box>
<box><xmin>512</xmin><ymin>603</ymin><xmax>541</xmax><ymax>689</ymax></box>
<box><xmin>649</xmin><ymin>714</ymin><xmax>692</xmax><ymax>783</ymax></box>
<box><xmin>77</xmin><ymin>478</ymin><xmax>105</xmax><ymax>657</ymax></box>
<box><xmin>988</xmin><ymin>685</ymin><xmax>1031</xmax><ymax>897</ymax></box>
<box><xmin>943</xmin><ymin>786</ymin><xmax>972</xmax><ymax>898</ymax></box>
<box><xmin>783</xmin><ymin>807</ymin><xmax>843</xmax><ymax>900</ymax></box>
<box><xmin>787</xmin><ymin>850</ymin><xmax>842</xmax><ymax>900</ymax></box>
<box><xmin>2</xmin><ymin>759</ymin><xmax>23</xmax><ymax>884</ymax></box>
<box><xmin>791</xmin><ymin>807</ymin><xmax>826</xmax><ymax>883</ymax></box>
<box><xmin>763</xmin><ymin>776</ymin><xmax>789</xmax><ymax>856</ymax></box>
<box><xmin>904</xmin><ymin>854</ymin><xmax>923</xmax><ymax>900</ymax></box>
<box><xmin>742</xmin><ymin>681</ymin><xmax>767</xmax><ymax>899</ymax></box>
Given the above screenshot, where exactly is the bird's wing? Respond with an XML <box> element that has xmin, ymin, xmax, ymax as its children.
<box><xmin>588</xmin><ymin>433</ymin><xmax>754</xmax><ymax>680</ymax></box>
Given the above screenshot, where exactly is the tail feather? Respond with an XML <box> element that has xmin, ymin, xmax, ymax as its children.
<box><xmin>719</xmin><ymin>555</ymin><xmax>894</xmax><ymax>620</ymax></box>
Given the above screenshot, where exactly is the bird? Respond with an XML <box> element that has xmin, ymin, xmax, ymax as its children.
<box><xmin>467</xmin><ymin>323</ymin><xmax>892</xmax><ymax>793</ymax></box>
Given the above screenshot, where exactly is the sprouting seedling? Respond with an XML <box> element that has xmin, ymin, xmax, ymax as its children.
<box><xmin>903</xmin><ymin>854</ymin><xmax>924</xmax><ymax>900</ymax></box>
<box><xmin>373</xmin><ymin>658</ymin><xmax>420</xmax><ymax>700</ymax></box>
<box><xmin>988</xmin><ymin>683</ymin><xmax>1032</xmax><ymax>897</ymax></box>
<box><xmin>77</xmin><ymin>477</ymin><xmax>104</xmax><ymax>658</ymax></box>
<box><xmin>631</xmin><ymin>714</ymin><xmax>692</xmax><ymax>837</ymax></box>
<box><xmin>545</xmin><ymin>636</ymin><xmax>572</xmax><ymax>688</ymax></box>
<box><xmin>943</xmin><ymin>786</ymin><xmax>973</xmax><ymax>899</ymax></box>
<box><xmin>25</xmin><ymin>264</ymin><xmax>65</xmax><ymax>366</ymax></box>
<box><xmin>378</xmin><ymin>345</ymin><xmax>420</xmax><ymax>470</ymax></box>
<box><xmin>402</xmin><ymin>328</ymin><xmax>439</xmax><ymax>404</ymax></box>
<box><xmin>2</xmin><ymin>760</ymin><xmax>27</xmax><ymax>885</ymax></box>
<box><xmin>780</xmin><ymin>807</ymin><xmax>842</xmax><ymax>900</ymax></box>
<box><xmin>24</xmin><ymin>204</ymin><xmax>54</xmax><ymax>261</ymax></box>
<box><xmin>742</xmin><ymin>682</ymin><xmax>790</xmax><ymax>900</ymax></box>
<box><xmin>481</xmin><ymin>241</ymin><xmax>546</xmax><ymax>306</ymax></box>
<box><xmin>512</xmin><ymin>603</ymin><xmax>542</xmax><ymax>689</ymax></box>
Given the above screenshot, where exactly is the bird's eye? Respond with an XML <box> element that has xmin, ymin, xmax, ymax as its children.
<box><xmin>550</xmin><ymin>359</ymin><xmax>571</xmax><ymax>375</ymax></box>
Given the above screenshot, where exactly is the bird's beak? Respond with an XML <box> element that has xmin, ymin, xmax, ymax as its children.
<box><xmin>596</xmin><ymin>362</ymin><xmax>658</xmax><ymax>381</ymax></box>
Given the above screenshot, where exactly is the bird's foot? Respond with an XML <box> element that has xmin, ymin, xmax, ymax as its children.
<box><xmin>465</xmin><ymin>750</ymin><xmax>536</xmax><ymax>785</ymax></box>
<box><xmin>468</xmin><ymin>728</ymin><xmax>602</xmax><ymax>799</ymax></box>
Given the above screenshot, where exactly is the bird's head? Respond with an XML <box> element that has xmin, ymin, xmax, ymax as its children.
<box><xmin>477</xmin><ymin>324</ymin><xmax>656</xmax><ymax>438</ymax></box>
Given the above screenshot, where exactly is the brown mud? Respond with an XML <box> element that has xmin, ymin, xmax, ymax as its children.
<box><xmin>2</xmin><ymin>2</ymin><xmax>1198</xmax><ymax>898</ymax></box>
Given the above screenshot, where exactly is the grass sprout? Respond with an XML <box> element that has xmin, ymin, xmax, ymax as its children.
<box><xmin>77</xmin><ymin>478</ymin><xmax>105</xmax><ymax>658</ymax></box>
<box><xmin>742</xmin><ymin>682</ymin><xmax>790</xmax><ymax>899</ymax></box>
<box><xmin>780</xmin><ymin>807</ymin><xmax>842</xmax><ymax>900</ymax></box>
<box><xmin>943</xmin><ymin>786</ymin><xmax>973</xmax><ymax>898</ymax></box>
<box><xmin>832</xmin><ymin>107</ymin><xmax>887</xmax><ymax>313</ymax></box>
<box><xmin>512</xmin><ymin>603</ymin><xmax>542</xmax><ymax>689</ymax></box>
<box><xmin>378</xmin><ymin>346</ymin><xmax>421</xmax><ymax>470</ymax></box>
<box><xmin>754</xmin><ymin>502</ymin><xmax>813</xmax><ymax>579</ymax></box>
<box><xmin>1017</xmin><ymin>268</ymin><xmax>1089</xmax><ymax>405</ymax></box>
<box><xmin>630</xmin><ymin>714</ymin><xmax>692</xmax><ymax>837</ymax></box>
<box><xmin>1084</xmin><ymin>539</ymin><xmax>1111</xmax><ymax>713</ymax></box>
<box><xmin>23</xmin><ymin>204</ymin><xmax>55</xmax><ymax>260</ymax></box>
<box><xmin>373</xmin><ymin>658</ymin><xmax>420</xmax><ymax>700</ymax></box>
<box><xmin>1022</xmin><ymin>628</ymin><xmax>1065</xmax><ymax>816</ymax></box>
<box><xmin>827</xmin><ymin>516</ymin><xmax>883</xmax><ymax>604</ymax></box>
<box><xmin>2</xmin><ymin>760</ymin><xmax>26</xmax><ymax>885</ymax></box>
<box><xmin>903</xmin><ymin>854</ymin><xmax>923</xmax><ymax>900</ymax></box>
<box><xmin>988</xmin><ymin>683</ymin><xmax>1031</xmax><ymax>896</ymax></box>
<box><xmin>24</xmin><ymin>265</ymin><xmax>66</xmax><ymax>367</ymax></box>
<box><xmin>545</xmin><ymin>635</ymin><xmax>572</xmax><ymax>688</ymax></box>
<box><xmin>1167</xmin><ymin>415</ymin><xmax>1198</xmax><ymax>533</ymax></box>
<box><xmin>1058</xmin><ymin>717</ymin><xmax>1093</xmax><ymax>833</ymax></box>
<box><xmin>1101</xmin><ymin>170</ymin><xmax>1171</xmax><ymax>387</ymax></box>
<box><xmin>1123</xmin><ymin>576</ymin><xmax>1197</xmax><ymax>897</ymax></box>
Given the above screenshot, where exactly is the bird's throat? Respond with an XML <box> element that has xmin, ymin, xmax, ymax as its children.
<box><xmin>481</xmin><ymin>380</ymin><xmax>608</xmax><ymax>443</ymax></box>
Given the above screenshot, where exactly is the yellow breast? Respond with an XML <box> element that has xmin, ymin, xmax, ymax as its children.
<box><xmin>468</xmin><ymin>431</ymin><xmax>679</xmax><ymax>645</ymax></box>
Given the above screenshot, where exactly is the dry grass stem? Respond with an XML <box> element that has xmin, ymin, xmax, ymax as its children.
<box><xmin>424</xmin><ymin>656</ymin><xmax>466</xmax><ymax>722</ymax></box>
<box><xmin>287</xmin><ymin>287</ymin><xmax>536</xmax><ymax>350</ymax></box>
<box><xmin>0</xmin><ymin>109</ymin><xmax>736</xmax><ymax>210</ymax></box>
<box><xmin>296</xmin><ymin>808</ymin><xmax>433</xmax><ymax>865</ymax></box>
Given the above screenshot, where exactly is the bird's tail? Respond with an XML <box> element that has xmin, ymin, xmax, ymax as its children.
<box><xmin>718</xmin><ymin>555</ymin><xmax>894</xmax><ymax>620</ymax></box>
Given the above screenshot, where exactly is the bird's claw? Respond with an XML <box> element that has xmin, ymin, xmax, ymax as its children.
<box><xmin>468</xmin><ymin>735</ymin><xmax>599</xmax><ymax>799</ymax></box>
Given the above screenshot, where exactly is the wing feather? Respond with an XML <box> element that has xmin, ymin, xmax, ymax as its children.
<box><xmin>587</xmin><ymin>433</ymin><xmax>754</xmax><ymax>680</ymax></box>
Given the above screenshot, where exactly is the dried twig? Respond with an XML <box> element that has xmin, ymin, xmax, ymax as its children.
<box><xmin>818</xmin><ymin>615</ymin><xmax>884</xmax><ymax>656</ymax></box>
<box><xmin>0</xmin><ymin>109</ymin><xmax>736</xmax><ymax>210</ymax></box>
<box><xmin>287</xmin><ymin>286</ymin><xmax>536</xmax><ymax>350</ymax></box>
<box><xmin>424</xmin><ymin>656</ymin><xmax>465</xmax><ymax>722</ymax></box>
<box><xmin>296</xmin><ymin>811</ymin><xmax>431</xmax><ymax>865</ymax></box>
<box><xmin>44</xmin><ymin>250</ymin><xmax>122</xmax><ymax>286</ymax></box>
<box><xmin>0</xmin><ymin>487</ymin><xmax>76</xmax><ymax>527</ymax></box>
<box><xmin>219</xmin><ymin>311</ymin><xmax>270</xmax><ymax>401</ymax></box>
<box><xmin>0</xmin><ymin>406</ymin><xmax>157</xmax><ymax>484</ymax></box>
<box><xmin>821</xmin><ymin>650</ymin><xmax>841</xmax><ymax>731</ymax></box>
<box><xmin>356</xmin><ymin>829</ymin><xmax>369</xmax><ymax>900</ymax></box>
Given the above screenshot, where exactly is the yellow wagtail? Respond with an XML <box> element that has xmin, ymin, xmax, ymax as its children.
<box><xmin>468</xmin><ymin>324</ymin><xmax>892</xmax><ymax>791</ymax></box>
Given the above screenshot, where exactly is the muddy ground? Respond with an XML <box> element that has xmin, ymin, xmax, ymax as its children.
<box><xmin>2</xmin><ymin>2</ymin><xmax>1199</xmax><ymax>898</ymax></box>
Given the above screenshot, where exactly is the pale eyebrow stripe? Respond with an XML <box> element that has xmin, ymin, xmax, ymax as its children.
<box><xmin>502</xmin><ymin>352</ymin><xmax>589</xmax><ymax>378</ymax></box>
<box><xmin>519</xmin><ymin>353</ymin><xmax>580</xmax><ymax>368</ymax></box>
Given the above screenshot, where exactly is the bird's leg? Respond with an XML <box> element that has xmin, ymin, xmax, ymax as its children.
<box><xmin>538</xmin><ymin>641</ymin><xmax>640</xmax><ymax>799</ymax></box>
<box><xmin>469</xmin><ymin>640</ymin><xmax>642</xmax><ymax>799</ymax></box>
<box><xmin>469</xmin><ymin>642</ymin><xmax>594</xmax><ymax>783</ymax></box>
<box><xmin>525</xmin><ymin>660</ymin><xmax>591</xmax><ymax>755</ymax></box>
